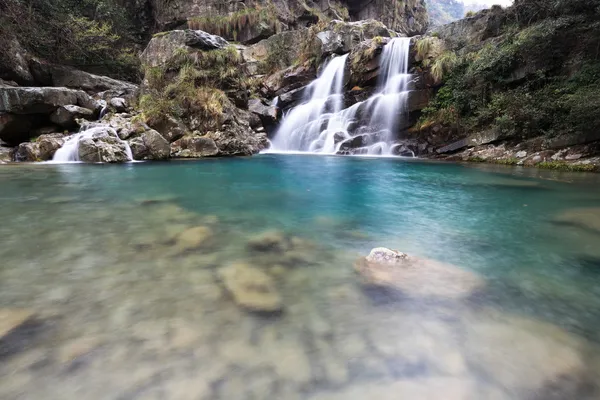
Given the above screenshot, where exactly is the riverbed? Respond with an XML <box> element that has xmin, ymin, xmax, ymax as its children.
<box><xmin>1</xmin><ymin>155</ymin><xmax>600</xmax><ymax>399</ymax></box>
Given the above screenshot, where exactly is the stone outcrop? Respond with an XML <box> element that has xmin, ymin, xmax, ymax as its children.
<box><xmin>28</xmin><ymin>62</ymin><xmax>138</xmax><ymax>94</ymax></box>
<box><xmin>49</xmin><ymin>105</ymin><xmax>95</xmax><ymax>130</ymax></box>
<box><xmin>171</xmin><ymin>135</ymin><xmax>219</xmax><ymax>158</ymax></box>
<box><xmin>140</xmin><ymin>30</ymin><xmax>228</xmax><ymax>68</ymax></box>
<box><xmin>128</xmin><ymin>129</ymin><xmax>171</xmax><ymax>160</ymax></box>
<box><xmin>151</xmin><ymin>0</ymin><xmax>428</xmax><ymax>37</ymax></box>
<box><xmin>355</xmin><ymin>247</ymin><xmax>485</xmax><ymax>299</ymax></box>
<box><xmin>0</xmin><ymin>86</ymin><xmax>99</xmax><ymax>145</ymax></box>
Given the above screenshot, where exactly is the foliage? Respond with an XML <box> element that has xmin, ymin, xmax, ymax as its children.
<box><xmin>418</xmin><ymin>4</ymin><xmax>600</xmax><ymax>145</ymax></box>
<box><xmin>139</xmin><ymin>46</ymin><xmax>247</xmax><ymax>130</ymax></box>
<box><xmin>0</xmin><ymin>0</ymin><xmax>140</xmax><ymax>80</ymax></box>
<box><xmin>537</xmin><ymin>161</ymin><xmax>597</xmax><ymax>172</ymax></box>
<box><xmin>188</xmin><ymin>2</ymin><xmax>282</xmax><ymax>41</ymax></box>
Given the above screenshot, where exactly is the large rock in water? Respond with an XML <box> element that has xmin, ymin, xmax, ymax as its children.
<box><xmin>218</xmin><ymin>262</ymin><xmax>283</xmax><ymax>313</ymax></box>
<box><xmin>76</xmin><ymin>128</ymin><xmax>131</xmax><ymax>163</ymax></box>
<box><xmin>128</xmin><ymin>129</ymin><xmax>171</xmax><ymax>160</ymax></box>
<box><xmin>14</xmin><ymin>133</ymin><xmax>66</xmax><ymax>162</ymax></box>
<box><xmin>354</xmin><ymin>248</ymin><xmax>485</xmax><ymax>299</ymax></box>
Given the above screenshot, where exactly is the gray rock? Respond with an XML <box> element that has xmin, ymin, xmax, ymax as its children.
<box><xmin>29</xmin><ymin>61</ymin><xmax>138</xmax><ymax>93</ymax></box>
<box><xmin>129</xmin><ymin>129</ymin><xmax>170</xmax><ymax>160</ymax></box>
<box><xmin>50</xmin><ymin>105</ymin><xmax>95</xmax><ymax>129</ymax></box>
<box><xmin>141</xmin><ymin>30</ymin><xmax>228</xmax><ymax>68</ymax></box>
<box><xmin>77</xmin><ymin>128</ymin><xmax>131</xmax><ymax>163</ymax></box>
<box><xmin>248</xmin><ymin>98</ymin><xmax>278</xmax><ymax>132</ymax></box>
<box><xmin>109</xmin><ymin>97</ymin><xmax>128</xmax><ymax>113</ymax></box>
<box><xmin>149</xmin><ymin>115</ymin><xmax>187</xmax><ymax>142</ymax></box>
<box><xmin>0</xmin><ymin>87</ymin><xmax>99</xmax><ymax>114</ymax></box>
<box><xmin>14</xmin><ymin>142</ymin><xmax>40</xmax><ymax>162</ymax></box>
<box><xmin>171</xmin><ymin>135</ymin><xmax>219</xmax><ymax>158</ymax></box>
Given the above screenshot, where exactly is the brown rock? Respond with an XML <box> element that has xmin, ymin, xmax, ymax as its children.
<box><xmin>174</xmin><ymin>226</ymin><xmax>213</xmax><ymax>252</ymax></box>
<box><xmin>355</xmin><ymin>247</ymin><xmax>485</xmax><ymax>299</ymax></box>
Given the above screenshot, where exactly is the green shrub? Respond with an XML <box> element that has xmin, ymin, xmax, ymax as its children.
<box><xmin>0</xmin><ymin>0</ymin><xmax>140</xmax><ymax>80</ymax></box>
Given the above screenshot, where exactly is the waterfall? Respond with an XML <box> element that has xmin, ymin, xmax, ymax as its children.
<box><xmin>52</xmin><ymin>126</ymin><xmax>133</xmax><ymax>162</ymax></box>
<box><xmin>267</xmin><ymin>37</ymin><xmax>413</xmax><ymax>156</ymax></box>
<box><xmin>269</xmin><ymin>55</ymin><xmax>348</xmax><ymax>153</ymax></box>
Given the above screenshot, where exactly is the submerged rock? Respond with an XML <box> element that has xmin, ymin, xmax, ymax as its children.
<box><xmin>174</xmin><ymin>226</ymin><xmax>213</xmax><ymax>252</ymax></box>
<box><xmin>463</xmin><ymin>311</ymin><xmax>589</xmax><ymax>396</ymax></box>
<box><xmin>218</xmin><ymin>262</ymin><xmax>283</xmax><ymax>313</ymax></box>
<box><xmin>355</xmin><ymin>247</ymin><xmax>485</xmax><ymax>299</ymax></box>
<box><xmin>0</xmin><ymin>309</ymin><xmax>35</xmax><ymax>339</ymax></box>
<box><xmin>247</xmin><ymin>230</ymin><xmax>291</xmax><ymax>253</ymax></box>
<box><xmin>553</xmin><ymin>207</ymin><xmax>600</xmax><ymax>234</ymax></box>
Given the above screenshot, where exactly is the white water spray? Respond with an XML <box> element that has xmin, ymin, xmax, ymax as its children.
<box><xmin>268</xmin><ymin>37</ymin><xmax>413</xmax><ymax>156</ymax></box>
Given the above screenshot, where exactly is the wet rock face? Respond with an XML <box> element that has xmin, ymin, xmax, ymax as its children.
<box><xmin>355</xmin><ymin>247</ymin><xmax>485</xmax><ymax>299</ymax></box>
<box><xmin>49</xmin><ymin>105</ymin><xmax>95</xmax><ymax>130</ymax></box>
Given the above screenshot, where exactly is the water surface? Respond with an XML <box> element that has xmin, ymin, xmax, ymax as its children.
<box><xmin>1</xmin><ymin>155</ymin><xmax>600</xmax><ymax>399</ymax></box>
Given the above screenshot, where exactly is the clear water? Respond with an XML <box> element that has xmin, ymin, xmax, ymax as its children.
<box><xmin>1</xmin><ymin>155</ymin><xmax>600</xmax><ymax>399</ymax></box>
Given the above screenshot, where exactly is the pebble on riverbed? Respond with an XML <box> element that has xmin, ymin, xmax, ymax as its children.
<box><xmin>354</xmin><ymin>248</ymin><xmax>485</xmax><ymax>300</ymax></box>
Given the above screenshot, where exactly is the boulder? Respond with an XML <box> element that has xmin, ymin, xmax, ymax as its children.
<box><xmin>75</xmin><ymin>128</ymin><xmax>132</xmax><ymax>163</ymax></box>
<box><xmin>171</xmin><ymin>135</ymin><xmax>219</xmax><ymax>158</ymax></box>
<box><xmin>128</xmin><ymin>129</ymin><xmax>170</xmax><ymax>160</ymax></box>
<box><xmin>248</xmin><ymin>98</ymin><xmax>278</xmax><ymax>133</ymax></box>
<box><xmin>149</xmin><ymin>116</ymin><xmax>187</xmax><ymax>142</ymax></box>
<box><xmin>247</xmin><ymin>230</ymin><xmax>291</xmax><ymax>252</ymax></box>
<box><xmin>28</xmin><ymin>61</ymin><xmax>138</xmax><ymax>94</ymax></box>
<box><xmin>354</xmin><ymin>247</ymin><xmax>485</xmax><ymax>299</ymax></box>
<box><xmin>0</xmin><ymin>146</ymin><xmax>13</xmax><ymax>162</ymax></box>
<box><xmin>99</xmin><ymin>113</ymin><xmax>149</xmax><ymax>140</ymax></box>
<box><xmin>318</xmin><ymin>19</ymin><xmax>394</xmax><ymax>56</ymax></box>
<box><xmin>49</xmin><ymin>105</ymin><xmax>95</xmax><ymax>129</ymax></box>
<box><xmin>218</xmin><ymin>262</ymin><xmax>283</xmax><ymax>313</ymax></box>
<box><xmin>0</xmin><ymin>87</ymin><xmax>99</xmax><ymax>115</ymax></box>
<box><xmin>109</xmin><ymin>97</ymin><xmax>128</xmax><ymax>113</ymax></box>
<box><xmin>0</xmin><ymin>38</ymin><xmax>34</xmax><ymax>85</ymax></box>
<box><xmin>140</xmin><ymin>30</ymin><xmax>228</xmax><ymax>68</ymax></box>
<box><xmin>206</xmin><ymin>126</ymin><xmax>268</xmax><ymax>156</ymax></box>
<box><xmin>14</xmin><ymin>142</ymin><xmax>40</xmax><ymax>162</ymax></box>
<box><xmin>0</xmin><ymin>87</ymin><xmax>100</xmax><ymax>145</ymax></box>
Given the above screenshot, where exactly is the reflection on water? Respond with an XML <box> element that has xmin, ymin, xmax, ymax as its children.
<box><xmin>1</xmin><ymin>155</ymin><xmax>600</xmax><ymax>399</ymax></box>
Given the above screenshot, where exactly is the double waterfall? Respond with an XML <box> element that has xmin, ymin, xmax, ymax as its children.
<box><xmin>269</xmin><ymin>37</ymin><xmax>412</xmax><ymax>156</ymax></box>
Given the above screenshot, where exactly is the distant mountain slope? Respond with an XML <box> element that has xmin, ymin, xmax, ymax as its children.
<box><xmin>426</xmin><ymin>0</ymin><xmax>465</xmax><ymax>26</ymax></box>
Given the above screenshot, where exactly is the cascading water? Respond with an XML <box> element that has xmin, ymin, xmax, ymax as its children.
<box><xmin>269</xmin><ymin>54</ymin><xmax>348</xmax><ymax>153</ymax></box>
<box><xmin>268</xmin><ymin>37</ymin><xmax>413</xmax><ymax>156</ymax></box>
